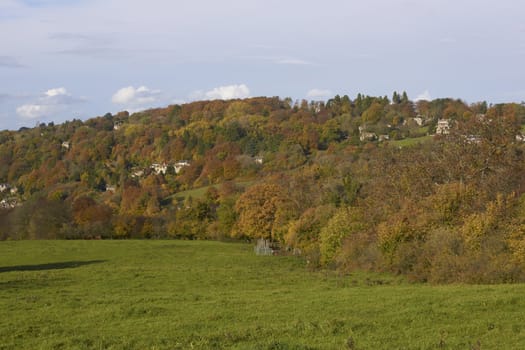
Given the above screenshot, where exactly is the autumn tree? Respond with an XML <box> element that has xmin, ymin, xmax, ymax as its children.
<box><xmin>319</xmin><ymin>207</ymin><xmax>366</xmax><ymax>266</ymax></box>
<box><xmin>235</xmin><ymin>183</ymin><xmax>291</xmax><ymax>241</ymax></box>
<box><xmin>72</xmin><ymin>195</ymin><xmax>113</xmax><ymax>238</ymax></box>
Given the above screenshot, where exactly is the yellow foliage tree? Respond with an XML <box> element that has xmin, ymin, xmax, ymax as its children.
<box><xmin>235</xmin><ymin>183</ymin><xmax>291</xmax><ymax>241</ymax></box>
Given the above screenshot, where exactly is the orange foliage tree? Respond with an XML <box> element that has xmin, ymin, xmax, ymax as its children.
<box><xmin>235</xmin><ymin>183</ymin><xmax>291</xmax><ymax>241</ymax></box>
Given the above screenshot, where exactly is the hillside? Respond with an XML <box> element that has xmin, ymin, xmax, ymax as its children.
<box><xmin>1</xmin><ymin>94</ymin><xmax>525</xmax><ymax>283</ymax></box>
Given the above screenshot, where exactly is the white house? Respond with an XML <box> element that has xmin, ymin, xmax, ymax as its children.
<box><xmin>358</xmin><ymin>125</ymin><xmax>377</xmax><ymax>142</ymax></box>
<box><xmin>435</xmin><ymin>119</ymin><xmax>450</xmax><ymax>135</ymax></box>
<box><xmin>113</xmin><ymin>121</ymin><xmax>124</xmax><ymax>130</ymax></box>
<box><xmin>0</xmin><ymin>198</ymin><xmax>19</xmax><ymax>209</ymax></box>
<box><xmin>173</xmin><ymin>161</ymin><xmax>190</xmax><ymax>174</ymax></box>
<box><xmin>61</xmin><ymin>141</ymin><xmax>70</xmax><ymax>150</ymax></box>
<box><xmin>254</xmin><ymin>156</ymin><xmax>263</xmax><ymax>165</ymax></box>
<box><xmin>360</xmin><ymin>132</ymin><xmax>377</xmax><ymax>141</ymax></box>
<box><xmin>151</xmin><ymin>163</ymin><xmax>169</xmax><ymax>175</ymax></box>
<box><xmin>131</xmin><ymin>168</ymin><xmax>145</xmax><ymax>178</ymax></box>
<box><xmin>0</xmin><ymin>183</ymin><xmax>10</xmax><ymax>192</ymax></box>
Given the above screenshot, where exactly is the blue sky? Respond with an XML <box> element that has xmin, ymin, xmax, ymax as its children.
<box><xmin>1</xmin><ymin>0</ymin><xmax>524</xmax><ymax>130</ymax></box>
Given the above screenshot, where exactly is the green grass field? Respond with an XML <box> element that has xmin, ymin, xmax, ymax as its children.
<box><xmin>1</xmin><ymin>240</ymin><xmax>525</xmax><ymax>349</ymax></box>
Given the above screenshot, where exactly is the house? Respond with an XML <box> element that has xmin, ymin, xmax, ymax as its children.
<box><xmin>0</xmin><ymin>183</ymin><xmax>10</xmax><ymax>193</ymax></box>
<box><xmin>413</xmin><ymin>117</ymin><xmax>424</xmax><ymax>126</ymax></box>
<box><xmin>435</xmin><ymin>119</ymin><xmax>450</xmax><ymax>135</ymax></box>
<box><xmin>105</xmin><ymin>184</ymin><xmax>116</xmax><ymax>193</ymax></box>
<box><xmin>358</xmin><ymin>125</ymin><xmax>377</xmax><ymax>142</ymax></box>
<box><xmin>113</xmin><ymin>120</ymin><xmax>124</xmax><ymax>130</ymax></box>
<box><xmin>360</xmin><ymin>131</ymin><xmax>377</xmax><ymax>142</ymax></box>
<box><xmin>10</xmin><ymin>187</ymin><xmax>18</xmax><ymax>195</ymax></box>
<box><xmin>0</xmin><ymin>198</ymin><xmax>19</xmax><ymax>209</ymax></box>
<box><xmin>254</xmin><ymin>156</ymin><xmax>263</xmax><ymax>165</ymax></box>
<box><xmin>151</xmin><ymin>163</ymin><xmax>169</xmax><ymax>175</ymax></box>
<box><xmin>465</xmin><ymin>135</ymin><xmax>481</xmax><ymax>144</ymax></box>
<box><xmin>173</xmin><ymin>161</ymin><xmax>190</xmax><ymax>174</ymax></box>
<box><xmin>61</xmin><ymin>141</ymin><xmax>70</xmax><ymax>150</ymax></box>
<box><xmin>131</xmin><ymin>168</ymin><xmax>145</xmax><ymax>178</ymax></box>
<box><xmin>378</xmin><ymin>134</ymin><xmax>390</xmax><ymax>142</ymax></box>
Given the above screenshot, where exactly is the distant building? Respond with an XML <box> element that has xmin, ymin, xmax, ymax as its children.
<box><xmin>0</xmin><ymin>198</ymin><xmax>19</xmax><ymax>209</ymax></box>
<box><xmin>131</xmin><ymin>168</ymin><xmax>145</xmax><ymax>178</ymax></box>
<box><xmin>113</xmin><ymin>121</ymin><xmax>124</xmax><ymax>130</ymax></box>
<box><xmin>358</xmin><ymin>126</ymin><xmax>377</xmax><ymax>142</ymax></box>
<box><xmin>465</xmin><ymin>135</ymin><xmax>481</xmax><ymax>144</ymax></box>
<box><xmin>173</xmin><ymin>161</ymin><xmax>190</xmax><ymax>174</ymax></box>
<box><xmin>254</xmin><ymin>156</ymin><xmax>263</xmax><ymax>165</ymax></box>
<box><xmin>435</xmin><ymin>119</ymin><xmax>450</xmax><ymax>135</ymax></box>
<box><xmin>105</xmin><ymin>184</ymin><xmax>116</xmax><ymax>193</ymax></box>
<box><xmin>151</xmin><ymin>163</ymin><xmax>169</xmax><ymax>175</ymax></box>
<box><xmin>360</xmin><ymin>131</ymin><xmax>377</xmax><ymax>142</ymax></box>
<box><xmin>0</xmin><ymin>183</ymin><xmax>10</xmax><ymax>193</ymax></box>
<box><xmin>61</xmin><ymin>141</ymin><xmax>70</xmax><ymax>150</ymax></box>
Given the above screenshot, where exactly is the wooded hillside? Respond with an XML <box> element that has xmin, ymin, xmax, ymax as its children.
<box><xmin>1</xmin><ymin>93</ymin><xmax>525</xmax><ymax>283</ymax></box>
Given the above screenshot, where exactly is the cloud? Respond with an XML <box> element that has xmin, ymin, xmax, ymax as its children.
<box><xmin>414</xmin><ymin>90</ymin><xmax>432</xmax><ymax>102</ymax></box>
<box><xmin>16</xmin><ymin>104</ymin><xmax>56</xmax><ymax>119</ymax></box>
<box><xmin>111</xmin><ymin>86</ymin><xmax>161</xmax><ymax>106</ymax></box>
<box><xmin>203</xmin><ymin>84</ymin><xmax>251</xmax><ymax>100</ymax></box>
<box><xmin>0</xmin><ymin>56</ymin><xmax>24</xmax><ymax>68</ymax></box>
<box><xmin>45</xmin><ymin>87</ymin><xmax>66</xmax><ymax>97</ymax></box>
<box><xmin>307</xmin><ymin>88</ymin><xmax>332</xmax><ymax>99</ymax></box>
<box><xmin>16</xmin><ymin>87</ymin><xmax>84</xmax><ymax>119</ymax></box>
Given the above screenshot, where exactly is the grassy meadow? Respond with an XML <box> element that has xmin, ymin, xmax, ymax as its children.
<box><xmin>1</xmin><ymin>240</ymin><xmax>525</xmax><ymax>349</ymax></box>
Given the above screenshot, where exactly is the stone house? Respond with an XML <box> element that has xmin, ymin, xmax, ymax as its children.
<box><xmin>435</xmin><ymin>119</ymin><xmax>450</xmax><ymax>135</ymax></box>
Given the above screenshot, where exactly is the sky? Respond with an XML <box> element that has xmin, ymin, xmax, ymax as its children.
<box><xmin>0</xmin><ymin>0</ymin><xmax>524</xmax><ymax>130</ymax></box>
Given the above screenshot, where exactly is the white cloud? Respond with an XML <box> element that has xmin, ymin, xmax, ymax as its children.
<box><xmin>45</xmin><ymin>87</ymin><xmax>67</xmax><ymax>97</ymax></box>
<box><xmin>16</xmin><ymin>87</ymin><xmax>84</xmax><ymax>119</ymax></box>
<box><xmin>415</xmin><ymin>90</ymin><xmax>432</xmax><ymax>102</ymax></box>
<box><xmin>16</xmin><ymin>104</ymin><xmax>56</xmax><ymax>119</ymax></box>
<box><xmin>203</xmin><ymin>84</ymin><xmax>250</xmax><ymax>100</ymax></box>
<box><xmin>307</xmin><ymin>88</ymin><xmax>332</xmax><ymax>99</ymax></box>
<box><xmin>111</xmin><ymin>85</ymin><xmax>160</xmax><ymax>105</ymax></box>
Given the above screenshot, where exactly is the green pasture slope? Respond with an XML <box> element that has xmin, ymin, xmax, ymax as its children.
<box><xmin>1</xmin><ymin>241</ymin><xmax>525</xmax><ymax>349</ymax></box>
